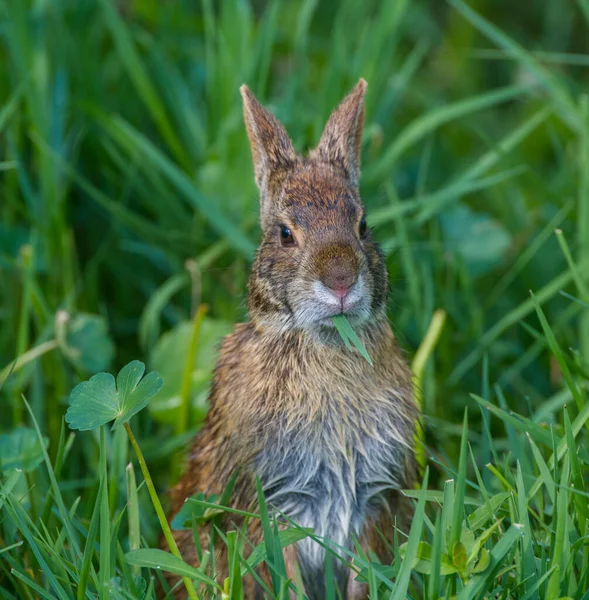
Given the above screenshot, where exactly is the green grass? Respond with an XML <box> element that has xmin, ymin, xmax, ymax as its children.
<box><xmin>1</xmin><ymin>0</ymin><xmax>589</xmax><ymax>597</ymax></box>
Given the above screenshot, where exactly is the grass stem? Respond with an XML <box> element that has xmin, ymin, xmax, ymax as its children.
<box><xmin>0</xmin><ymin>340</ymin><xmax>59</xmax><ymax>389</ymax></box>
<box><xmin>411</xmin><ymin>309</ymin><xmax>447</xmax><ymax>470</ymax></box>
<box><xmin>124</xmin><ymin>422</ymin><xmax>200</xmax><ymax>600</ymax></box>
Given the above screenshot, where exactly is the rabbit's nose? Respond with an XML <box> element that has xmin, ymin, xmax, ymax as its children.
<box><xmin>323</xmin><ymin>266</ymin><xmax>356</xmax><ymax>298</ymax></box>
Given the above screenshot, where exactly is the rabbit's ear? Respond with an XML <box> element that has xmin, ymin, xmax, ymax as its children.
<box><xmin>241</xmin><ymin>85</ymin><xmax>297</xmax><ymax>194</ymax></box>
<box><xmin>311</xmin><ymin>79</ymin><xmax>367</xmax><ymax>187</ymax></box>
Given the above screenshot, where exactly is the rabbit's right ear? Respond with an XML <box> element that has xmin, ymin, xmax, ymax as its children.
<box><xmin>241</xmin><ymin>85</ymin><xmax>297</xmax><ymax>200</ymax></box>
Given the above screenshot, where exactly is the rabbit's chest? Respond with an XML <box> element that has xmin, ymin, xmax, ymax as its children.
<box><xmin>254</xmin><ymin>410</ymin><xmax>405</xmax><ymax>568</ymax></box>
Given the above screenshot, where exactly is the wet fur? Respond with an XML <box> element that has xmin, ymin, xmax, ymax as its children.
<box><xmin>163</xmin><ymin>80</ymin><xmax>418</xmax><ymax>599</ymax></box>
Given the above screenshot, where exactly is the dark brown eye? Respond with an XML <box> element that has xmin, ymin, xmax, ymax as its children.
<box><xmin>280</xmin><ymin>225</ymin><xmax>295</xmax><ymax>246</ymax></box>
<box><xmin>359</xmin><ymin>217</ymin><xmax>367</xmax><ymax>239</ymax></box>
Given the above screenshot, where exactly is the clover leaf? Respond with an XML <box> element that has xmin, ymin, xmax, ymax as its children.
<box><xmin>65</xmin><ymin>360</ymin><xmax>163</xmax><ymax>431</ymax></box>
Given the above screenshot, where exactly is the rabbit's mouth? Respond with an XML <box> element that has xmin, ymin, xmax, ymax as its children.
<box><xmin>312</xmin><ymin>275</ymin><xmax>365</xmax><ymax>312</ymax></box>
<box><xmin>290</xmin><ymin>275</ymin><xmax>373</xmax><ymax>329</ymax></box>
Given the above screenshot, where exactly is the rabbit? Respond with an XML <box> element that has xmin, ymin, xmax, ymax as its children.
<box><xmin>163</xmin><ymin>79</ymin><xmax>418</xmax><ymax>600</ymax></box>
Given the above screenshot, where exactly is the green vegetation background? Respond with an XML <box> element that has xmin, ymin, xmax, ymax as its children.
<box><xmin>1</xmin><ymin>0</ymin><xmax>589</xmax><ymax>598</ymax></box>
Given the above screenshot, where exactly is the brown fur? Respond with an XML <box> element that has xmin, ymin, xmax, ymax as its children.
<box><xmin>161</xmin><ymin>80</ymin><xmax>418</xmax><ymax>599</ymax></box>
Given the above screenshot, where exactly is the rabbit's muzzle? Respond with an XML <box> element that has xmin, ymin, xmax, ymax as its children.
<box><xmin>290</xmin><ymin>241</ymin><xmax>372</xmax><ymax>328</ymax></box>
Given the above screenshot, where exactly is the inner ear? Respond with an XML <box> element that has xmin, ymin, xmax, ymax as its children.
<box><xmin>310</xmin><ymin>79</ymin><xmax>367</xmax><ymax>187</ymax></box>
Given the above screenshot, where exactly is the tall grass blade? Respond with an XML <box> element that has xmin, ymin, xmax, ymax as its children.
<box><xmin>126</xmin><ymin>463</ymin><xmax>141</xmax><ymax>578</ymax></box>
<box><xmin>98</xmin><ymin>114</ymin><xmax>255</xmax><ymax>258</ymax></box>
<box><xmin>390</xmin><ymin>467</ymin><xmax>429</xmax><ymax>599</ymax></box>
<box><xmin>367</xmin><ymin>84</ymin><xmax>527</xmax><ymax>183</ymax></box>
<box><xmin>97</xmin><ymin>0</ymin><xmax>187</xmax><ymax>166</ymax></box>
<box><xmin>546</xmin><ymin>456</ymin><xmax>570</xmax><ymax>599</ymax></box>
<box><xmin>451</xmin><ymin>411</ymin><xmax>468</xmax><ymax>549</ymax></box>
<box><xmin>448</xmin><ymin>0</ymin><xmax>579</xmax><ymax>130</ymax></box>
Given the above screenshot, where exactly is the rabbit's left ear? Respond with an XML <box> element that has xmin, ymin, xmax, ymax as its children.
<box><xmin>311</xmin><ymin>79</ymin><xmax>367</xmax><ymax>187</ymax></box>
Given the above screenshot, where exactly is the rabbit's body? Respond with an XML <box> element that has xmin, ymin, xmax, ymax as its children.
<box><xmin>165</xmin><ymin>81</ymin><xmax>418</xmax><ymax>600</ymax></box>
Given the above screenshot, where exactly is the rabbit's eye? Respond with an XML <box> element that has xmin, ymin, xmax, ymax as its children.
<box><xmin>359</xmin><ymin>217</ymin><xmax>367</xmax><ymax>239</ymax></box>
<box><xmin>280</xmin><ymin>225</ymin><xmax>296</xmax><ymax>247</ymax></box>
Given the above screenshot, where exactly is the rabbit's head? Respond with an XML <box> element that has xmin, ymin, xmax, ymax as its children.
<box><xmin>242</xmin><ymin>80</ymin><xmax>387</xmax><ymax>333</ymax></box>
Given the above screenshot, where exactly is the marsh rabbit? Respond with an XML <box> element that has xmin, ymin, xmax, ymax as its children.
<box><xmin>163</xmin><ymin>79</ymin><xmax>418</xmax><ymax>600</ymax></box>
